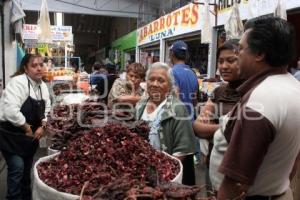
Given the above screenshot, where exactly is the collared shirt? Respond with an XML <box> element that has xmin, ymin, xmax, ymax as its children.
<box><xmin>172</xmin><ymin>64</ymin><xmax>198</xmax><ymax>117</ymax></box>
<box><xmin>211</xmin><ymin>67</ymin><xmax>300</xmax><ymax>195</ymax></box>
<box><xmin>141</xmin><ymin>98</ymin><xmax>167</xmax><ymax>150</ymax></box>
<box><xmin>0</xmin><ymin>74</ymin><xmax>51</xmax><ymax>127</ymax></box>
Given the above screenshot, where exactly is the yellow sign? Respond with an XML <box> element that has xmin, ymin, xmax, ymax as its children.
<box><xmin>137</xmin><ymin>3</ymin><xmax>204</xmax><ymax>46</ymax></box>
<box><xmin>217</xmin><ymin>0</ymin><xmax>249</xmax><ymax>12</ymax></box>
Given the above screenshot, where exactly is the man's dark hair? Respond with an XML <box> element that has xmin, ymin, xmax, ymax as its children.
<box><xmin>171</xmin><ymin>50</ymin><xmax>189</xmax><ymax>61</ymax></box>
<box><xmin>244</xmin><ymin>16</ymin><xmax>296</xmax><ymax>67</ymax></box>
<box><xmin>12</xmin><ymin>53</ymin><xmax>42</xmax><ymax>77</ymax></box>
<box><xmin>93</xmin><ymin>61</ymin><xmax>104</xmax><ymax>71</ymax></box>
<box><xmin>217</xmin><ymin>39</ymin><xmax>239</xmax><ymax>59</ymax></box>
<box><xmin>106</xmin><ymin>63</ymin><xmax>116</xmax><ymax>74</ymax></box>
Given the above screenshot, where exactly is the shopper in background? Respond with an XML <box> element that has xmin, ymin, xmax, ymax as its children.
<box><xmin>169</xmin><ymin>40</ymin><xmax>199</xmax><ymax>117</ymax></box>
<box><xmin>169</xmin><ymin>40</ymin><xmax>199</xmax><ymax>163</ymax></box>
<box><xmin>108</xmin><ymin>62</ymin><xmax>146</xmax><ymax>109</ymax></box>
<box><xmin>193</xmin><ymin>39</ymin><xmax>242</xmax><ymax>164</ymax></box>
<box><xmin>95</xmin><ymin>63</ymin><xmax>119</xmax><ymax>104</ymax></box>
<box><xmin>213</xmin><ymin>16</ymin><xmax>300</xmax><ymax>199</ymax></box>
<box><xmin>90</xmin><ymin>61</ymin><xmax>108</xmax><ymax>85</ymax></box>
<box><xmin>0</xmin><ymin>53</ymin><xmax>51</xmax><ymax>200</ymax></box>
<box><xmin>135</xmin><ymin>62</ymin><xmax>196</xmax><ymax>185</ymax></box>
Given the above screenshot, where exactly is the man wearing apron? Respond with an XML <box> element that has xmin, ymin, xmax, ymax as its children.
<box><xmin>0</xmin><ymin>54</ymin><xmax>51</xmax><ymax>200</ymax></box>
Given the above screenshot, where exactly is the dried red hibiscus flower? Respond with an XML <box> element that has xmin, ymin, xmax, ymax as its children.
<box><xmin>37</xmin><ymin>123</ymin><xmax>179</xmax><ymax>197</ymax></box>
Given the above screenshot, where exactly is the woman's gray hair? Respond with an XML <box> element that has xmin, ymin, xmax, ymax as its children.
<box><xmin>145</xmin><ymin>62</ymin><xmax>175</xmax><ymax>92</ymax></box>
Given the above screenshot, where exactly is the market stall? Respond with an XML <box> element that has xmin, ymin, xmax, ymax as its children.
<box><xmin>110</xmin><ymin>30</ymin><xmax>137</xmax><ymax>70</ymax></box>
<box><xmin>139</xmin><ymin>42</ymin><xmax>160</xmax><ymax>69</ymax></box>
<box><xmin>136</xmin><ymin>2</ymin><xmax>214</xmax><ymax>74</ymax></box>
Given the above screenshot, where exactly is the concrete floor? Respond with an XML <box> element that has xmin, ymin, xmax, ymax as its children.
<box><xmin>0</xmin><ymin>149</ymin><xmax>209</xmax><ymax>200</ymax></box>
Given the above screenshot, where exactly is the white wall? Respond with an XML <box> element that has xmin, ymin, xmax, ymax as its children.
<box><xmin>4</xmin><ymin>1</ymin><xmax>17</xmax><ymax>85</ymax></box>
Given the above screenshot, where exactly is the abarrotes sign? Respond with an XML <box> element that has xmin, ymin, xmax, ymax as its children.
<box><xmin>137</xmin><ymin>3</ymin><xmax>213</xmax><ymax>46</ymax></box>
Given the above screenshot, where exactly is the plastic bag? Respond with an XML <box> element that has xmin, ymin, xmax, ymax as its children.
<box><xmin>224</xmin><ymin>1</ymin><xmax>244</xmax><ymax>40</ymax></box>
<box><xmin>201</xmin><ymin>0</ymin><xmax>212</xmax><ymax>44</ymax></box>
<box><xmin>248</xmin><ymin>0</ymin><xmax>260</xmax><ymax>19</ymax></box>
<box><xmin>33</xmin><ymin>151</ymin><xmax>182</xmax><ymax>200</ymax></box>
<box><xmin>274</xmin><ymin>0</ymin><xmax>287</xmax><ymax>20</ymax></box>
<box><xmin>37</xmin><ymin>0</ymin><xmax>52</xmax><ymax>43</ymax></box>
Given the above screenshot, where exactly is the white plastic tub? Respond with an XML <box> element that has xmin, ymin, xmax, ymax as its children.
<box><xmin>33</xmin><ymin>151</ymin><xmax>182</xmax><ymax>200</ymax></box>
<box><xmin>47</xmin><ymin>146</ymin><xmax>60</xmax><ymax>156</ymax></box>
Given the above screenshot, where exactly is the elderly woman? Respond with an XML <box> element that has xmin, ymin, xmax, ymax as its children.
<box><xmin>108</xmin><ymin>62</ymin><xmax>146</xmax><ymax>109</ymax></box>
<box><xmin>135</xmin><ymin>62</ymin><xmax>196</xmax><ymax>185</ymax></box>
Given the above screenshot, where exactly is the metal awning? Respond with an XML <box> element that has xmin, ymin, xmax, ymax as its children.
<box><xmin>22</xmin><ymin>0</ymin><xmax>142</xmax><ymax>18</ymax></box>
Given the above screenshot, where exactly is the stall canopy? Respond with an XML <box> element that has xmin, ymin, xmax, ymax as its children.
<box><xmin>22</xmin><ymin>0</ymin><xmax>141</xmax><ymax>18</ymax></box>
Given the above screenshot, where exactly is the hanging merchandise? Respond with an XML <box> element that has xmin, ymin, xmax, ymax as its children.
<box><xmin>201</xmin><ymin>0</ymin><xmax>212</xmax><ymax>44</ymax></box>
<box><xmin>224</xmin><ymin>0</ymin><xmax>244</xmax><ymax>40</ymax></box>
<box><xmin>17</xmin><ymin>43</ymin><xmax>25</xmax><ymax>67</ymax></box>
<box><xmin>11</xmin><ymin>0</ymin><xmax>26</xmax><ymax>40</ymax></box>
<box><xmin>248</xmin><ymin>0</ymin><xmax>260</xmax><ymax>19</ymax></box>
<box><xmin>274</xmin><ymin>0</ymin><xmax>287</xmax><ymax>20</ymax></box>
<box><xmin>37</xmin><ymin>0</ymin><xmax>52</xmax><ymax>43</ymax></box>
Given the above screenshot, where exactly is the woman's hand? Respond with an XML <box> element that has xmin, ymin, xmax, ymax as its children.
<box><xmin>196</xmin><ymin>109</ymin><xmax>214</xmax><ymax>124</ymax></box>
<box><xmin>21</xmin><ymin>123</ymin><xmax>33</xmax><ymax>137</ymax></box>
<box><xmin>34</xmin><ymin>127</ymin><xmax>44</xmax><ymax>140</ymax></box>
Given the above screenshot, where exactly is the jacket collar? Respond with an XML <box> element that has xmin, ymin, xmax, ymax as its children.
<box><xmin>26</xmin><ymin>74</ymin><xmax>42</xmax><ymax>90</ymax></box>
<box><xmin>136</xmin><ymin>95</ymin><xmax>176</xmax><ymax>121</ymax></box>
<box><xmin>237</xmin><ymin>67</ymin><xmax>287</xmax><ymax>97</ymax></box>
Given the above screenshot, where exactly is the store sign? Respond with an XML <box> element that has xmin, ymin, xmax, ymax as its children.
<box><xmin>217</xmin><ymin>0</ymin><xmax>300</xmax><ymax>26</ymax></box>
<box><xmin>37</xmin><ymin>43</ymin><xmax>49</xmax><ymax>54</ymax></box>
<box><xmin>23</xmin><ymin>24</ymin><xmax>73</xmax><ymax>42</ymax></box>
<box><xmin>217</xmin><ymin>0</ymin><xmax>248</xmax><ymax>12</ymax></box>
<box><xmin>137</xmin><ymin>3</ymin><xmax>211</xmax><ymax>46</ymax></box>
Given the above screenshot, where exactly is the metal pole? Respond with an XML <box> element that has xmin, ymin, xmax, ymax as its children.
<box><xmin>159</xmin><ymin>39</ymin><xmax>165</xmax><ymax>62</ymax></box>
<box><xmin>207</xmin><ymin>28</ymin><xmax>217</xmax><ymax>78</ymax></box>
<box><xmin>135</xmin><ymin>46</ymin><xmax>140</xmax><ymax>63</ymax></box>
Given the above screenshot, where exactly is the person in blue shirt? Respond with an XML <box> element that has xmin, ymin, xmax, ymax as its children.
<box><xmin>170</xmin><ymin>40</ymin><xmax>200</xmax><ymax>166</ymax></box>
<box><xmin>90</xmin><ymin>62</ymin><xmax>108</xmax><ymax>85</ymax></box>
<box><xmin>169</xmin><ymin>40</ymin><xmax>199</xmax><ymax>118</ymax></box>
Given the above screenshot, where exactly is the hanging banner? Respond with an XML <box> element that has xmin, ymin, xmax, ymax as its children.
<box><xmin>23</xmin><ymin>24</ymin><xmax>73</xmax><ymax>42</ymax></box>
<box><xmin>137</xmin><ymin>3</ymin><xmax>214</xmax><ymax>46</ymax></box>
<box><xmin>217</xmin><ymin>0</ymin><xmax>300</xmax><ymax>26</ymax></box>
